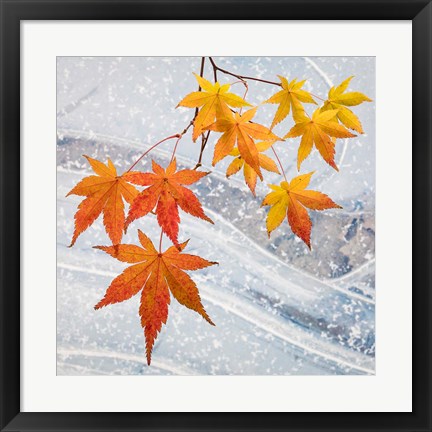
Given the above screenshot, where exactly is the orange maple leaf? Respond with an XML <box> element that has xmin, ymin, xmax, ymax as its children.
<box><xmin>284</xmin><ymin>109</ymin><xmax>356</xmax><ymax>171</ymax></box>
<box><xmin>124</xmin><ymin>158</ymin><xmax>213</xmax><ymax>246</ymax></box>
<box><xmin>226</xmin><ymin>141</ymin><xmax>280</xmax><ymax>196</ymax></box>
<box><xmin>177</xmin><ymin>74</ymin><xmax>252</xmax><ymax>141</ymax></box>
<box><xmin>204</xmin><ymin>108</ymin><xmax>280</xmax><ymax>179</ymax></box>
<box><xmin>261</xmin><ymin>172</ymin><xmax>341</xmax><ymax>249</ymax></box>
<box><xmin>67</xmin><ymin>156</ymin><xmax>139</xmax><ymax>246</ymax></box>
<box><xmin>94</xmin><ymin>230</ymin><xmax>216</xmax><ymax>365</ymax></box>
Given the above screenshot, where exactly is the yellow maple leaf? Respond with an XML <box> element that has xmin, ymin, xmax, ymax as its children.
<box><xmin>261</xmin><ymin>172</ymin><xmax>342</xmax><ymax>249</ymax></box>
<box><xmin>321</xmin><ymin>76</ymin><xmax>372</xmax><ymax>133</ymax></box>
<box><xmin>177</xmin><ymin>74</ymin><xmax>252</xmax><ymax>141</ymax></box>
<box><xmin>284</xmin><ymin>108</ymin><xmax>356</xmax><ymax>171</ymax></box>
<box><xmin>226</xmin><ymin>141</ymin><xmax>280</xmax><ymax>196</ymax></box>
<box><xmin>265</xmin><ymin>76</ymin><xmax>317</xmax><ymax>129</ymax></box>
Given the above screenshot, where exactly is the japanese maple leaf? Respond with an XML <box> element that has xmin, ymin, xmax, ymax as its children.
<box><xmin>284</xmin><ymin>109</ymin><xmax>356</xmax><ymax>171</ymax></box>
<box><xmin>177</xmin><ymin>73</ymin><xmax>252</xmax><ymax>141</ymax></box>
<box><xmin>67</xmin><ymin>156</ymin><xmax>139</xmax><ymax>246</ymax></box>
<box><xmin>124</xmin><ymin>158</ymin><xmax>213</xmax><ymax>246</ymax></box>
<box><xmin>261</xmin><ymin>172</ymin><xmax>341</xmax><ymax>249</ymax></box>
<box><xmin>265</xmin><ymin>76</ymin><xmax>317</xmax><ymax>129</ymax></box>
<box><xmin>226</xmin><ymin>141</ymin><xmax>280</xmax><ymax>196</ymax></box>
<box><xmin>94</xmin><ymin>230</ymin><xmax>216</xmax><ymax>365</ymax></box>
<box><xmin>204</xmin><ymin>108</ymin><xmax>280</xmax><ymax>179</ymax></box>
<box><xmin>321</xmin><ymin>76</ymin><xmax>372</xmax><ymax>133</ymax></box>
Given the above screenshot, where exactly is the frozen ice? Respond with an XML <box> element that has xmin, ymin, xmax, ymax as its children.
<box><xmin>57</xmin><ymin>56</ymin><xmax>375</xmax><ymax>375</ymax></box>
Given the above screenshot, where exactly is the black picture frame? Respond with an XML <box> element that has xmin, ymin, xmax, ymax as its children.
<box><xmin>1</xmin><ymin>1</ymin><xmax>430</xmax><ymax>431</ymax></box>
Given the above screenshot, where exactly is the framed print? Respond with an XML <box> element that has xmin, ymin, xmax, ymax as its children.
<box><xmin>0</xmin><ymin>1</ymin><xmax>431</xmax><ymax>431</ymax></box>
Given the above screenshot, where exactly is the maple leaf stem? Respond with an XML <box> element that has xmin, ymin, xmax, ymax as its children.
<box><xmin>310</xmin><ymin>92</ymin><xmax>326</xmax><ymax>102</ymax></box>
<box><xmin>169</xmin><ymin>119</ymin><xmax>196</xmax><ymax>163</ymax></box>
<box><xmin>126</xmin><ymin>117</ymin><xmax>197</xmax><ymax>172</ymax></box>
<box><xmin>271</xmin><ymin>145</ymin><xmax>288</xmax><ymax>182</ymax></box>
<box><xmin>208</xmin><ymin>57</ymin><xmax>281</xmax><ymax>87</ymax></box>
<box><xmin>239</xmin><ymin>82</ymin><xmax>249</xmax><ymax>115</ymax></box>
<box><xmin>158</xmin><ymin>230</ymin><xmax>163</xmax><ymax>253</ymax></box>
<box><xmin>125</xmin><ymin>135</ymin><xmax>180</xmax><ymax>173</ymax></box>
<box><xmin>170</xmin><ymin>136</ymin><xmax>182</xmax><ymax>163</ymax></box>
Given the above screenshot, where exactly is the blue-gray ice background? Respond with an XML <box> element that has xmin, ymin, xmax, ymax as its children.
<box><xmin>57</xmin><ymin>57</ymin><xmax>375</xmax><ymax>375</ymax></box>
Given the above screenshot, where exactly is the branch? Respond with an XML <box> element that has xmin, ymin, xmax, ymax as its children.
<box><xmin>209</xmin><ymin>57</ymin><xmax>281</xmax><ymax>87</ymax></box>
<box><xmin>193</xmin><ymin>56</ymin><xmax>221</xmax><ymax>170</ymax></box>
<box><xmin>194</xmin><ymin>57</ymin><xmax>206</xmax><ymax>118</ymax></box>
<box><xmin>211</xmin><ymin>58</ymin><xmax>218</xmax><ymax>82</ymax></box>
<box><xmin>194</xmin><ymin>131</ymin><xmax>211</xmax><ymax>170</ymax></box>
<box><xmin>209</xmin><ymin>57</ymin><xmax>327</xmax><ymax>103</ymax></box>
<box><xmin>193</xmin><ymin>57</ymin><xmax>279</xmax><ymax>170</ymax></box>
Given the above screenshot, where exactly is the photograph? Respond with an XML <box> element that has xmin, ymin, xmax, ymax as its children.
<box><xmin>2</xmin><ymin>2</ymin><xmax>430</xmax><ymax>429</ymax></box>
<box><xmin>56</xmin><ymin>56</ymin><xmax>375</xmax><ymax>376</ymax></box>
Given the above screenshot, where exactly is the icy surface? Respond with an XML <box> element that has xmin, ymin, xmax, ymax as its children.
<box><xmin>57</xmin><ymin>57</ymin><xmax>375</xmax><ymax>375</ymax></box>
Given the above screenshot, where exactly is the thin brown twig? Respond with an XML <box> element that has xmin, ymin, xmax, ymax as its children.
<box><xmin>194</xmin><ymin>57</ymin><xmax>206</xmax><ymax>118</ymax></box>
<box><xmin>194</xmin><ymin>130</ymin><xmax>211</xmax><ymax>170</ymax></box>
<box><xmin>209</xmin><ymin>58</ymin><xmax>249</xmax><ymax>96</ymax></box>
<box><xmin>197</xmin><ymin>56</ymin><xmax>205</xmax><ymax>90</ymax></box>
<box><xmin>192</xmin><ymin>56</ymin><xmax>231</xmax><ymax>170</ymax></box>
<box><xmin>211</xmin><ymin>59</ymin><xmax>218</xmax><ymax>82</ymax></box>
<box><xmin>209</xmin><ymin>57</ymin><xmax>281</xmax><ymax>87</ymax></box>
<box><xmin>209</xmin><ymin>57</ymin><xmax>329</xmax><ymax>104</ymax></box>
